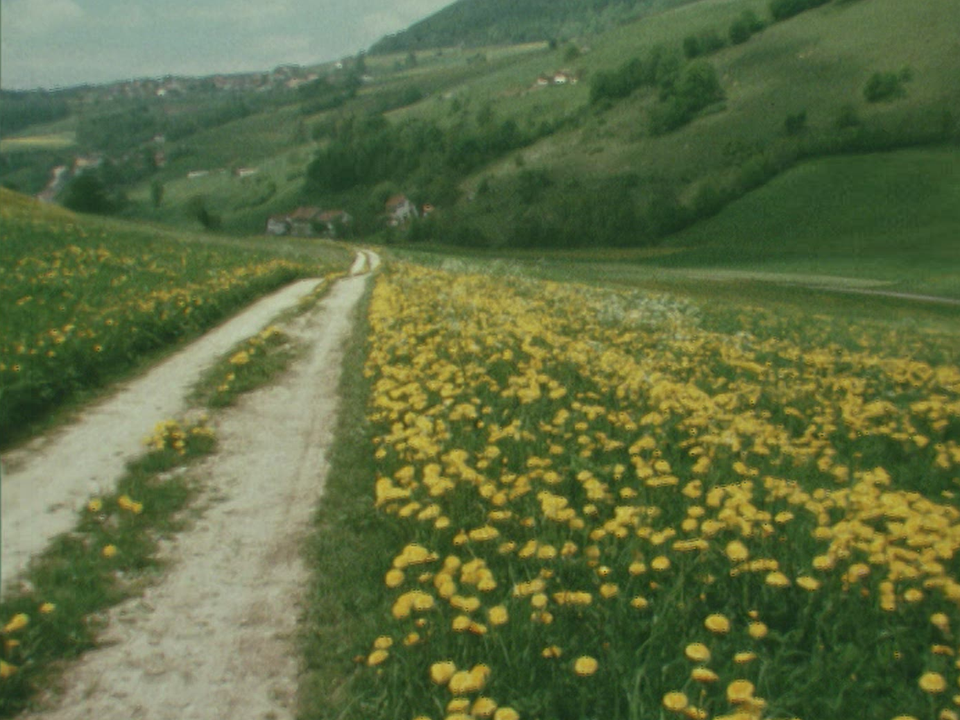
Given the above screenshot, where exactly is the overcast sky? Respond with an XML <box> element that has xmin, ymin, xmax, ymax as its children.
<box><xmin>0</xmin><ymin>0</ymin><xmax>452</xmax><ymax>90</ymax></box>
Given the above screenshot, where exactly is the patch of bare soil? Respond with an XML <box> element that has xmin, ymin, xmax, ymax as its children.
<box><xmin>9</xmin><ymin>253</ymin><xmax>376</xmax><ymax>719</ymax></box>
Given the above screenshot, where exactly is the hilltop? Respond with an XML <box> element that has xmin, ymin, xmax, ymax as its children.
<box><xmin>369</xmin><ymin>0</ymin><xmax>698</xmax><ymax>54</ymax></box>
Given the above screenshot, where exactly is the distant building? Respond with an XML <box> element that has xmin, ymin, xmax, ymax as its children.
<box><xmin>385</xmin><ymin>194</ymin><xmax>418</xmax><ymax>226</ymax></box>
<box><xmin>318</xmin><ymin>209</ymin><xmax>353</xmax><ymax>237</ymax></box>
<box><xmin>266</xmin><ymin>214</ymin><xmax>291</xmax><ymax>236</ymax></box>
<box><xmin>287</xmin><ymin>206</ymin><xmax>323</xmax><ymax>236</ymax></box>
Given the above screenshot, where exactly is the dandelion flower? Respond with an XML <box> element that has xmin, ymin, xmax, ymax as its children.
<box><xmin>367</xmin><ymin>649</ymin><xmax>388</xmax><ymax>666</ymax></box>
<box><xmin>39</xmin><ymin>602</ymin><xmax>56</xmax><ymax>615</ymax></box>
<box><xmin>87</xmin><ymin>498</ymin><xmax>103</xmax><ymax>513</ymax></box>
<box><xmin>725</xmin><ymin>540</ymin><xmax>750</xmax><ymax>562</ymax></box>
<box><xmin>651</xmin><ymin>556</ymin><xmax>671</xmax><ymax>572</ymax></box>
<box><xmin>488</xmin><ymin>605</ymin><xmax>509</xmax><ymax>626</ymax></box>
<box><xmin>691</xmin><ymin>667</ymin><xmax>719</xmax><ymax>683</ymax></box>
<box><xmin>493</xmin><ymin>708</ymin><xmax>519</xmax><ymax>720</ymax></box>
<box><xmin>685</xmin><ymin>643</ymin><xmax>711</xmax><ymax>663</ymax></box>
<box><xmin>0</xmin><ymin>660</ymin><xmax>16</xmax><ymax>679</ymax></box>
<box><xmin>2</xmin><ymin>614</ymin><xmax>29</xmax><ymax>634</ymax></box>
<box><xmin>727</xmin><ymin>679</ymin><xmax>755</xmax><ymax>704</ymax></box>
<box><xmin>734</xmin><ymin>651</ymin><xmax>757</xmax><ymax>664</ymax></box>
<box><xmin>765</xmin><ymin>571</ymin><xmax>791</xmax><ymax>588</ymax></box>
<box><xmin>931</xmin><ymin>613</ymin><xmax>950</xmax><ymax>631</ymax></box>
<box><xmin>796</xmin><ymin>576</ymin><xmax>821</xmax><ymax>591</ymax></box>
<box><xmin>662</xmin><ymin>691</ymin><xmax>689</xmax><ymax>712</ymax></box>
<box><xmin>574</xmin><ymin>656</ymin><xmax>598</xmax><ymax>676</ymax></box>
<box><xmin>748</xmin><ymin>622</ymin><xmax>768</xmax><ymax>639</ymax></box>
<box><xmin>704</xmin><ymin>613</ymin><xmax>731</xmax><ymax>634</ymax></box>
<box><xmin>919</xmin><ymin>671</ymin><xmax>947</xmax><ymax>694</ymax></box>
<box><xmin>103</xmin><ymin>544</ymin><xmax>118</xmax><ymax>559</ymax></box>
<box><xmin>430</xmin><ymin>661</ymin><xmax>457</xmax><ymax>685</ymax></box>
<box><xmin>471</xmin><ymin>697</ymin><xmax>498</xmax><ymax>717</ymax></box>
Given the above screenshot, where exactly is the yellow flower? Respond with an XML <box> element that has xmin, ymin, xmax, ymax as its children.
<box><xmin>493</xmin><ymin>708</ymin><xmax>519</xmax><ymax>720</ymax></box>
<box><xmin>734</xmin><ymin>651</ymin><xmax>757</xmax><ymax>664</ymax></box>
<box><xmin>38</xmin><ymin>602</ymin><xmax>56</xmax><ymax>615</ymax></box>
<box><xmin>691</xmin><ymin>667</ymin><xmax>719</xmax><ymax>683</ymax></box>
<box><xmin>919</xmin><ymin>671</ymin><xmax>947</xmax><ymax>694</ymax></box>
<box><xmin>487</xmin><ymin>605</ymin><xmax>509</xmax><ymax>626</ymax></box>
<box><xmin>662</xmin><ymin>691</ymin><xmax>689</xmax><ymax>712</ymax></box>
<box><xmin>452</xmin><ymin>615</ymin><xmax>471</xmax><ymax>632</ymax></box>
<box><xmin>574</xmin><ymin>656</ymin><xmax>599</xmax><ymax>676</ymax></box>
<box><xmin>765</xmin><ymin>571</ymin><xmax>790</xmax><ymax>588</ymax></box>
<box><xmin>600</xmin><ymin>583</ymin><xmax>619</xmax><ymax>599</ymax></box>
<box><xmin>385</xmin><ymin>568</ymin><xmax>405</xmax><ymax>588</ymax></box>
<box><xmin>0</xmin><ymin>660</ymin><xmax>16</xmax><ymax>679</ymax></box>
<box><xmin>685</xmin><ymin>643</ymin><xmax>711</xmax><ymax>663</ymax></box>
<box><xmin>904</xmin><ymin>588</ymin><xmax>924</xmax><ymax>603</ymax></box>
<box><xmin>651</xmin><ymin>556</ymin><xmax>671</xmax><ymax>572</ymax></box>
<box><xmin>471</xmin><ymin>697</ymin><xmax>498</xmax><ymax>718</ymax></box>
<box><xmin>2</xmin><ymin>614</ymin><xmax>28</xmax><ymax>634</ymax></box>
<box><xmin>725</xmin><ymin>540</ymin><xmax>750</xmax><ymax>562</ymax></box>
<box><xmin>373</xmin><ymin>636</ymin><xmax>393</xmax><ymax>650</ymax></box>
<box><xmin>704</xmin><ymin>613</ymin><xmax>731</xmax><ymax>634</ymax></box>
<box><xmin>447</xmin><ymin>670</ymin><xmax>480</xmax><ymax>694</ymax></box>
<box><xmin>87</xmin><ymin>498</ymin><xmax>103</xmax><ymax>513</ymax></box>
<box><xmin>430</xmin><ymin>660</ymin><xmax>457</xmax><ymax>685</ymax></box>
<box><xmin>931</xmin><ymin>612</ymin><xmax>950</xmax><ymax>631</ymax></box>
<box><xmin>367</xmin><ymin>649</ymin><xmax>389</xmax><ymax>666</ymax></box>
<box><xmin>726</xmin><ymin>679</ymin><xmax>755</xmax><ymax>704</ymax></box>
<box><xmin>542</xmin><ymin>645</ymin><xmax>563</xmax><ymax>658</ymax></box>
<box><xmin>748</xmin><ymin>622</ymin><xmax>768</xmax><ymax>639</ymax></box>
<box><xmin>796</xmin><ymin>576</ymin><xmax>821</xmax><ymax>591</ymax></box>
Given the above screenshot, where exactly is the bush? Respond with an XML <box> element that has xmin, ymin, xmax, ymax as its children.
<box><xmin>863</xmin><ymin>71</ymin><xmax>907</xmax><ymax>102</ymax></box>
<box><xmin>682</xmin><ymin>29</ymin><xmax>726</xmax><ymax>59</ymax></box>
<box><xmin>784</xmin><ymin>110</ymin><xmax>808</xmax><ymax>136</ymax></box>
<box><xmin>836</xmin><ymin>104</ymin><xmax>862</xmax><ymax>129</ymax></box>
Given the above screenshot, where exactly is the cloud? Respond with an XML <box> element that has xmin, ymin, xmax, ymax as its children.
<box><xmin>2</xmin><ymin>0</ymin><xmax>83</xmax><ymax>36</ymax></box>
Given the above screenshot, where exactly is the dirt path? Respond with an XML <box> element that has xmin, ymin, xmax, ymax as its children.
<box><xmin>4</xmin><ymin>250</ymin><xmax>377</xmax><ymax>719</ymax></box>
<box><xmin>1</xmin><ymin>277</ymin><xmax>332</xmax><ymax>595</ymax></box>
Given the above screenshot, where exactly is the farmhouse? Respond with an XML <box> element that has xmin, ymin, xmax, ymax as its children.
<box><xmin>266</xmin><ymin>207</ymin><xmax>352</xmax><ymax>237</ymax></box>
<box><xmin>318</xmin><ymin>209</ymin><xmax>353</xmax><ymax>237</ymax></box>
<box><xmin>385</xmin><ymin>194</ymin><xmax>418</xmax><ymax>226</ymax></box>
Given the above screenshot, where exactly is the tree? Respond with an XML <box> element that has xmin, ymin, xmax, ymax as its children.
<box><xmin>61</xmin><ymin>172</ymin><xmax>113</xmax><ymax>214</ymax></box>
<box><xmin>186</xmin><ymin>195</ymin><xmax>221</xmax><ymax>230</ymax></box>
<box><xmin>151</xmin><ymin>179</ymin><xmax>165</xmax><ymax>208</ymax></box>
<box><xmin>676</xmin><ymin>60</ymin><xmax>724</xmax><ymax>113</ymax></box>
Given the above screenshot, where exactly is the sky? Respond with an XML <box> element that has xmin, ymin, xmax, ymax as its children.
<box><xmin>0</xmin><ymin>0</ymin><xmax>453</xmax><ymax>90</ymax></box>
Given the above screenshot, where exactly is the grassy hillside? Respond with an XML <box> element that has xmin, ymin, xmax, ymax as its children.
<box><xmin>430</xmin><ymin>0</ymin><xmax>960</xmax><ymax>247</ymax></box>
<box><xmin>652</xmin><ymin>147</ymin><xmax>960</xmax><ymax>297</ymax></box>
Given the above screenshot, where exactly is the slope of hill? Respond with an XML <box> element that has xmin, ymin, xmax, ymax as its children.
<box><xmin>369</xmin><ymin>0</ymin><xmax>698</xmax><ymax>54</ymax></box>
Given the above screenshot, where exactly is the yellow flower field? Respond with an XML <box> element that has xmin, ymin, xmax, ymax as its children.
<box><xmin>0</xmin><ymin>189</ymin><xmax>323</xmax><ymax>440</ymax></box>
<box><xmin>357</xmin><ymin>263</ymin><xmax>960</xmax><ymax>720</ymax></box>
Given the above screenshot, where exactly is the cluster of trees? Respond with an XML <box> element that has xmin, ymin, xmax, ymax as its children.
<box><xmin>304</xmin><ymin>111</ymin><xmax>549</xmax><ymax>200</ymax></box>
<box><xmin>0</xmin><ymin>90</ymin><xmax>72</xmax><ymax>135</ymax></box>
<box><xmin>769</xmin><ymin>0</ymin><xmax>831</xmax><ymax>22</ymax></box>
<box><xmin>681</xmin><ymin>9</ymin><xmax>765</xmax><ymax>59</ymax></box>
<box><xmin>60</xmin><ymin>168</ymin><xmax>128</xmax><ymax>215</ymax></box>
<box><xmin>589</xmin><ymin>47</ymin><xmax>724</xmax><ymax>135</ymax></box>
